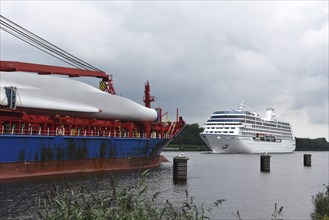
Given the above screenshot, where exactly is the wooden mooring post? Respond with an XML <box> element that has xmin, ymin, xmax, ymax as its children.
<box><xmin>304</xmin><ymin>154</ymin><xmax>312</xmax><ymax>167</ymax></box>
<box><xmin>260</xmin><ymin>154</ymin><xmax>271</xmax><ymax>172</ymax></box>
<box><xmin>173</xmin><ymin>154</ymin><xmax>189</xmax><ymax>182</ymax></box>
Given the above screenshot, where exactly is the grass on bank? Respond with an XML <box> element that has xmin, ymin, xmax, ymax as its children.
<box><xmin>35</xmin><ymin>170</ymin><xmax>289</xmax><ymax>220</ymax></box>
<box><xmin>36</xmin><ymin>170</ymin><xmax>224</xmax><ymax>220</ymax></box>
<box><xmin>312</xmin><ymin>185</ymin><xmax>329</xmax><ymax>220</ymax></box>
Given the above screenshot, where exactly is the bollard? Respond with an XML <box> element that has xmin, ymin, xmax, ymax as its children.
<box><xmin>260</xmin><ymin>154</ymin><xmax>271</xmax><ymax>172</ymax></box>
<box><xmin>304</xmin><ymin>154</ymin><xmax>312</xmax><ymax>167</ymax></box>
<box><xmin>173</xmin><ymin>154</ymin><xmax>189</xmax><ymax>181</ymax></box>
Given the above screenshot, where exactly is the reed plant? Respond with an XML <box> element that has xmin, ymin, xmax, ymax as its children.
<box><xmin>36</xmin><ymin>170</ymin><xmax>286</xmax><ymax>220</ymax></box>
<box><xmin>311</xmin><ymin>185</ymin><xmax>329</xmax><ymax>220</ymax></box>
<box><xmin>36</xmin><ymin>170</ymin><xmax>223</xmax><ymax>220</ymax></box>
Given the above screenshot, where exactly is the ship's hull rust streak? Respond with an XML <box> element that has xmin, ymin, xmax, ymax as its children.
<box><xmin>0</xmin><ymin>135</ymin><xmax>171</xmax><ymax>180</ymax></box>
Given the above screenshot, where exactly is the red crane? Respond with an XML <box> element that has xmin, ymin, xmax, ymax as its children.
<box><xmin>0</xmin><ymin>60</ymin><xmax>116</xmax><ymax>95</ymax></box>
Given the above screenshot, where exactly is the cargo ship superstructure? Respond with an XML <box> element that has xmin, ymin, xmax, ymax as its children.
<box><xmin>0</xmin><ymin>16</ymin><xmax>185</xmax><ymax>180</ymax></box>
<box><xmin>200</xmin><ymin>102</ymin><xmax>295</xmax><ymax>153</ymax></box>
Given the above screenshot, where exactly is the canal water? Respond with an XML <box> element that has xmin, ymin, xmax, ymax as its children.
<box><xmin>0</xmin><ymin>151</ymin><xmax>328</xmax><ymax>219</ymax></box>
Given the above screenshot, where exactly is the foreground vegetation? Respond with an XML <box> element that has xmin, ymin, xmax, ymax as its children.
<box><xmin>36</xmin><ymin>171</ymin><xmax>289</xmax><ymax>220</ymax></box>
<box><xmin>36</xmin><ymin>173</ymin><xmax>329</xmax><ymax>219</ymax></box>
<box><xmin>37</xmin><ymin>171</ymin><xmax>225</xmax><ymax>219</ymax></box>
<box><xmin>312</xmin><ymin>185</ymin><xmax>329</xmax><ymax>220</ymax></box>
<box><xmin>168</xmin><ymin>124</ymin><xmax>329</xmax><ymax>151</ymax></box>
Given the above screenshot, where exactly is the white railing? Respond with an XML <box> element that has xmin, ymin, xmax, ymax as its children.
<box><xmin>0</xmin><ymin>127</ymin><xmax>168</xmax><ymax>139</ymax></box>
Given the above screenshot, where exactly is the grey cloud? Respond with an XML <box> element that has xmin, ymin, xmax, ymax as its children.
<box><xmin>0</xmin><ymin>1</ymin><xmax>328</xmax><ymax>139</ymax></box>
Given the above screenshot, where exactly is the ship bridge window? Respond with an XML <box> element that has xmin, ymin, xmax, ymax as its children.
<box><xmin>210</xmin><ymin>115</ymin><xmax>245</xmax><ymax>119</ymax></box>
<box><xmin>213</xmin><ymin>111</ymin><xmax>226</xmax><ymax>114</ymax></box>
<box><xmin>207</xmin><ymin>119</ymin><xmax>243</xmax><ymax>123</ymax></box>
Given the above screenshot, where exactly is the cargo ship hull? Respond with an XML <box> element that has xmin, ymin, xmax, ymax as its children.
<box><xmin>0</xmin><ymin>61</ymin><xmax>185</xmax><ymax>180</ymax></box>
<box><xmin>0</xmin><ymin>135</ymin><xmax>171</xmax><ymax>180</ymax></box>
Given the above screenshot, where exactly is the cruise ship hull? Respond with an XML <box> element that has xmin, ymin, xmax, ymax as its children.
<box><xmin>200</xmin><ymin>134</ymin><xmax>296</xmax><ymax>153</ymax></box>
<box><xmin>0</xmin><ymin>134</ymin><xmax>171</xmax><ymax>180</ymax></box>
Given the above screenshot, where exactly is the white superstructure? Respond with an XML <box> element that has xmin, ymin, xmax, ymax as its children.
<box><xmin>200</xmin><ymin>102</ymin><xmax>295</xmax><ymax>153</ymax></box>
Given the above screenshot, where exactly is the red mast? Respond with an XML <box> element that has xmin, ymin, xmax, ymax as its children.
<box><xmin>143</xmin><ymin>81</ymin><xmax>155</xmax><ymax>108</ymax></box>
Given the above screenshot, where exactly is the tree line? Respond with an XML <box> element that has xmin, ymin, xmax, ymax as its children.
<box><xmin>295</xmin><ymin>137</ymin><xmax>328</xmax><ymax>151</ymax></box>
<box><xmin>170</xmin><ymin>124</ymin><xmax>329</xmax><ymax>151</ymax></box>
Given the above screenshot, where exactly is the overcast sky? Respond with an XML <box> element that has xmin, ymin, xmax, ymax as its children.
<box><xmin>1</xmin><ymin>1</ymin><xmax>328</xmax><ymax>140</ymax></box>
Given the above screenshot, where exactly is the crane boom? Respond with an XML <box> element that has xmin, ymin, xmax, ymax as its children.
<box><xmin>0</xmin><ymin>60</ymin><xmax>116</xmax><ymax>94</ymax></box>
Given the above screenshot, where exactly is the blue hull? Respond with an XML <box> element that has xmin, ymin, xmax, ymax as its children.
<box><xmin>0</xmin><ymin>135</ymin><xmax>172</xmax><ymax>179</ymax></box>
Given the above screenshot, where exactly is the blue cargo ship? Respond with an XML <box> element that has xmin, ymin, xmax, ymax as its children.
<box><xmin>0</xmin><ymin>61</ymin><xmax>185</xmax><ymax>180</ymax></box>
<box><xmin>0</xmin><ymin>16</ymin><xmax>185</xmax><ymax>180</ymax></box>
<box><xmin>0</xmin><ymin>132</ymin><xmax>177</xmax><ymax>179</ymax></box>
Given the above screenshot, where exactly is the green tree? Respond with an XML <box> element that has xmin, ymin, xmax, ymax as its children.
<box><xmin>171</xmin><ymin>123</ymin><xmax>204</xmax><ymax>146</ymax></box>
<box><xmin>295</xmin><ymin>138</ymin><xmax>329</xmax><ymax>151</ymax></box>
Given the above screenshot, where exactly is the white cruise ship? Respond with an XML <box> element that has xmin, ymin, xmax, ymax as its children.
<box><xmin>200</xmin><ymin>102</ymin><xmax>296</xmax><ymax>153</ymax></box>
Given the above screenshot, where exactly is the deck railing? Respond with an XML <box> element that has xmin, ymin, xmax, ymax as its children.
<box><xmin>0</xmin><ymin>126</ymin><xmax>173</xmax><ymax>139</ymax></box>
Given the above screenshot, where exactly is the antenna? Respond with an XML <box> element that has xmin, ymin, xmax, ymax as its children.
<box><xmin>238</xmin><ymin>99</ymin><xmax>245</xmax><ymax>111</ymax></box>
